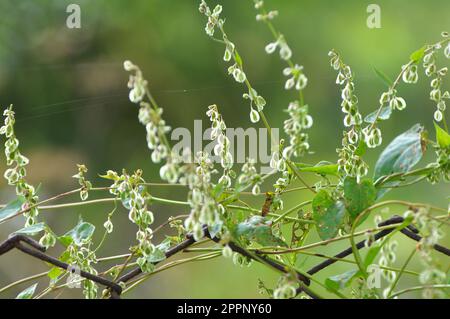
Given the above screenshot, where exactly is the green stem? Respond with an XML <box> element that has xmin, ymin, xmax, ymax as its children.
<box><xmin>273</xmin><ymin>200</ymin><xmax>312</xmax><ymax>223</ymax></box>
<box><xmin>0</xmin><ymin>271</ymin><xmax>48</xmax><ymax>295</ymax></box>
<box><xmin>388</xmin><ymin>284</ymin><xmax>450</xmax><ymax>299</ymax></box>
<box><xmin>386</xmin><ymin>248</ymin><xmax>416</xmax><ymax>298</ymax></box>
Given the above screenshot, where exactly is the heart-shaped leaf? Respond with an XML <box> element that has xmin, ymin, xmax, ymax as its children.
<box><xmin>374</xmin><ymin>124</ymin><xmax>425</xmax><ymax>198</ymax></box>
<box><xmin>325</xmin><ymin>269</ymin><xmax>359</xmax><ymax>291</ymax></box>
<box><xmin>13</xmin><ymin>222</ymin><xmax>47</xmax><ymax>236</ymax></box>
<box><xmin>434</xmin><ymin>122</ymin><xmax>450</xmax><ymax>148</ymax></box>
<box><xmin>296</xmin><ymin>161</ymin><xmax>339</xmax><ymax>176</ymax></box>
<box><xmin>344</xmin><ymin>177</ymin><xmax>377</xmax><ymax>223</ymax></box>
<box><xmin>59</xmin><ymin>219</ymin><xmax>95</xmax><ymax>247</ymax></box>
<box><xmin>233</xmin><ymin>216</ymin><xmax>287</xmax><ymax>247</ymax></box>
<box><xmin>0</xmin><ymin>196</ymin><xmax>26</xmax><ymax>223</ymax></box>
<box><xmin>312</xmin><ymin>190</ymin><xmax>346</xmax><ymax>240</ymax></box>
<box><xmin>364</xmin><ymin>106</ymin><xmax>392</xmax><ymax>124</ymax></box>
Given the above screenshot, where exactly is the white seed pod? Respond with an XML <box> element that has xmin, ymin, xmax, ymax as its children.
<box><xmin>430</xmin><ymin>89</ymin><xmax>441</xmax><ymax>101</ymax></box>
<box><xmin>296</xmin><ymin>74</ymin><xmax>308</xmax><ymax>90</ymax></box>
<box><xmin>250</xmin><ymin>107</ymin><xmax>260</xmax><ymax>123</ymax></box>
<box><xmin>233</xmin><ymin>68</ymin><xmax>247</xmax><ymax>83</ymax></box>
<box><xmin>222</xmin><ymin>245</ymin><xmax>233</xmax><ymax>258</ymax></box>
<box><xmin>285</xmin><ymin>77</ymin><xmax>295</xmax><ymax>90</ymax></box>
<box><xmin>218</xmin><ymin>174</ymin><xmax>232</xmax><ymax>188</ymax></box>
<box><xmin>425</xmin><ymin>64</ymin><xmax>436</xmax><ymax>77</ymax></box>
<box><xmin>265</xmin><ymin>41</ymin><xmax>278</xmax><ymax>54</ymax></box>
<box><xmin>283</xmin><ymin>67</ymin><xmax>292</xmax><ymax>76</ymax></box>
<box><xmin>445</xmin><ymin>43</ymin><xmax>450</xmax><ymax>58</ymax></box>
<box><xmin>255</xmin><ymin>95</ymin><xmax>266</xmax><ymax>111</ymax></box>
<box><xmin>252</xmin><ymin>183</ymin><xmax>261</xmax><ymax>196</ymax></box>
<box><xmin>379</xmin><ymin>92</ymin><xmax>391</xmax><ymax>104</ymax></box>
<box><xmin>390</xmin><ymin>96</ymin><xmax>407</xmax><ymax>110</ymax></box>
<box><xmin>193</xmin><ymin>224</ymin><xmax>204</xmax><ymax>241</ymax></box>
<box><xmin>279</xmin><ymin>44</ymin><xmax>292</xmax><ymax>61</ymax></box>
<box><xmin>123</xmin><ymin>60</ymin><xmax>135</xmax><ymax>71</ymax></box>
<box><xmin>103</xmin><ymin>219</ymin><xmax>114</xmax><ymax>234</ymax></box>
<box><xmin>434</xmin><ymin>110</ymin><xmax>443</xmax><ymax>122</ymax></box>
<box><xmin>336</xmin><ymin>72</ymin><xmax>346</xmax><ymax>85</ymax></box>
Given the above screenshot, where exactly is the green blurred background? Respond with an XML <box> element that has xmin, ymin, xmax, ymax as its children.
<box><xmin>0</xmin><ymin>0</ymin><xmax>449</xmax><ymax>298</ymax></box>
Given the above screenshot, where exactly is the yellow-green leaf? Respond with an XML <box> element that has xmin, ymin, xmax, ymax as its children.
<box><xmin>434</xmin><ymin>122</ymin><xmax>450</xmax><ymax>148</ymax></box>
<box><xmin>312</xmin><ymin>190</ymin><xmax>346</xmax><ymax>240</ymax></box>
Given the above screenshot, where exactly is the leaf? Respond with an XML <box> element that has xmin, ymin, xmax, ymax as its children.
<box><xmin>16</xmin><ymin>283</ymin><xmax>38</xmax><ymax>299</ymax></box>
<box><xmin>48</xmin><ymin>267</ymin><xmax>64</xmax><ymax>281</ymax></box>
<box><xmin>0</xmin><ymin>196</ymin><xmax>26</xmax><ymax>223</ymax></box>
<box><xmin>13</xmin><ymin>222</ymin><xmax>47</xmax><ymax>236</ymax></box>
<box><xmin>354</xmin><ymin>139</ymin><xmax>367</xmax><ymax>157</ymax></box>
<box><xmin>434</xmin><ymin>122</ymin><xmax>450</xmax><ymax>148</ymax></box>
<box><xmin>48</xmin><ymin>250</ymin><xmax>71</xmax><ymax>281</ymax></box>
<box><xmin>234</xmin><ymin>51</ymin><xmax>243</xmax><ymax>66</ymax></box>
<box><xmin>364</xmin><ymin>106</ymin><xmax>392</xmax><ymax>124</ymax></box>
<box><xmin>374</xmin><ymin>124</ymin><xmax>425</xmax><ymax>197</ymax></box>
<box><xmin>343</xmin><ymin>177</ymin><xmax>377</xmax><ymax>223</ymax></box>
<box><xmin>325</xmin><ymin>270</ymin><xmax>359</xmax><ymax>291</ymax></box>
<box><xmin>146</xmin><ymin>247</ymin><xmax>166</xmax><ymax>263</ymax></box>
<box><xmin>233</xmin><ymin>216</ymin><xmax>287</xmax><ymax>247</ymax></box>
<box><xmin>295</xmin><ymin>161</ymin><xmax>339</xmax><ymax>176</ymax></box>
<box><xmin>156</xmin><ymin>238</ymin><xmax>172</xmax><ymax>253</ymax></box>
<box><xmin>59</xmin><ymin>219</ymin><xmax>95</xmax><ymax>247</ymax></box>
<box><xmin>373</xmin><ymin>66</ymin><xmax>393</xmax><ymax>87</ymax></box>
<box><xmin>364</xmin><ymin>245</ymin><xmax>382</xmax><ymax>268</ymax></box>
<box><xmin>312</xmin><ymin>190</ymin><xmax>346</xmax><ymax>240</ymax></box>
<box><xmin>208</xmin><ymin>221</ymin><xmax>223</xmax><ymax>239</ymax></box>
<box><xmin>410</xmin><ymin>45</ymin><xmax>426</xmax><ymax>63</ymax></box>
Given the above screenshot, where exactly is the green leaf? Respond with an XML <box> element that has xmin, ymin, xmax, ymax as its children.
<box><xmin>146</xmin><ymin>247</ymin><xmax>166</xmax><ymax>263</ymax></box>
<box><xmin>48</xmin><ymin>250</ymin><xmax>71</xmax><ymax>281</ymax></box>
<box><xmin>325</xmin><ymin>269</ymin><xmax>359</xmax><ymax>291</ymax></box>
<box><xmin>47</xmin><ymin>267</ymin><xmax>64</xmax><ymax>281</ymax></box>
<box><xmin>233</xmin><ymin>216</ymin><xmax>287</xmax><ymax>247</ymax></box>
<box><xmin>364</xmin><ymin>106</ymin><xmax>392</xmax><ymax>124</ymax></box>
<box><xmin>374</xmin><ymin>124</ymin><xmax>425</xmax><ymax>197</ymax></box>
<box><xmin>16</xmin><ymin>283</ymin><xmax>38</xmax><ymax>299</ymax></box>
<box><xmin>410</xmin><ymin>45</ymin><xmax>426</xmax><ymax>63</ymax></box>
<box><xmin>354</xmin><ymin>139</ymin><xmax>367</xmax><ymax>157</ymax></box>
<box><xmin>0</xmin><ymin>196</ymin><xmax>26</xmax><ymax>223</ymax></box>
<box><xmin>234</xmin><ymin>51</ymin><xmax>243</xmax><ymax>66</ymax></box>
<box><xmin>373</xmin><ymin>66</ymin><xmax>393</xmax><ymax>87</ymax></box>
<box><xmin>343</xmin><ymin>177</ymin><xmax>377</xmax><ymax>223</ymax></box>
<box><xmin>13</xmin><ymin>222</ymin><xmax>47</xmax><ymax>236</ymax></box>
<box><xmin>434</xmin><ymin>122</ymin><xmax>450</xmax><ymax>148</ymax></box>
<box><xmin>59</xmin><ymin>219</ymin><xmax>95</xmax><ymax>247</ymax></box>
<box><xmin>295</xmin><ymin>161</ymin><xmax>339</xmax><ymax>176</ymax></box>
<box><xmin>364</xmin><ymin>245</ymin><xmax>382</xmax><ymax>268</ymax></box>
<box><xmin>312</xmin><ymin>190</ymin><xmax>346</xmax><ymax>240</ymax></box>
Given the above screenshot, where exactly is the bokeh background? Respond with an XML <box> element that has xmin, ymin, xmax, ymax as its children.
<box><xmin>0</xmin><ymin>0</ymin><xmax>449</xmax><ymax>298</ymax></box>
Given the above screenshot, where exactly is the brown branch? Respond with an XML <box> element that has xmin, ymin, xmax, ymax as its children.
<box><xmin>115</xmin><ymin>236</ymin><xmax>196</xmax><ymax>284</ymax></box>
<box><xmin>202</xmin><ymin>228</ymin><xmax>323</xmax><ymax>299</ymax></box>
<box><xmin>294</xmin><ymin>215</ymin><xmax>450</xmax><ymax>296</ymax></box>
<box><xmin>0</xmin><ymin>234</ymin><xmax>123</xmax><ymax>298</ymax></box>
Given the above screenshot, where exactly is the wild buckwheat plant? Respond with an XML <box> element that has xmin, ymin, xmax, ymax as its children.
<box><xmin>0</xmin><ymin>1</ymin><xmax>449</xmax><ymax>300</ymax></box>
